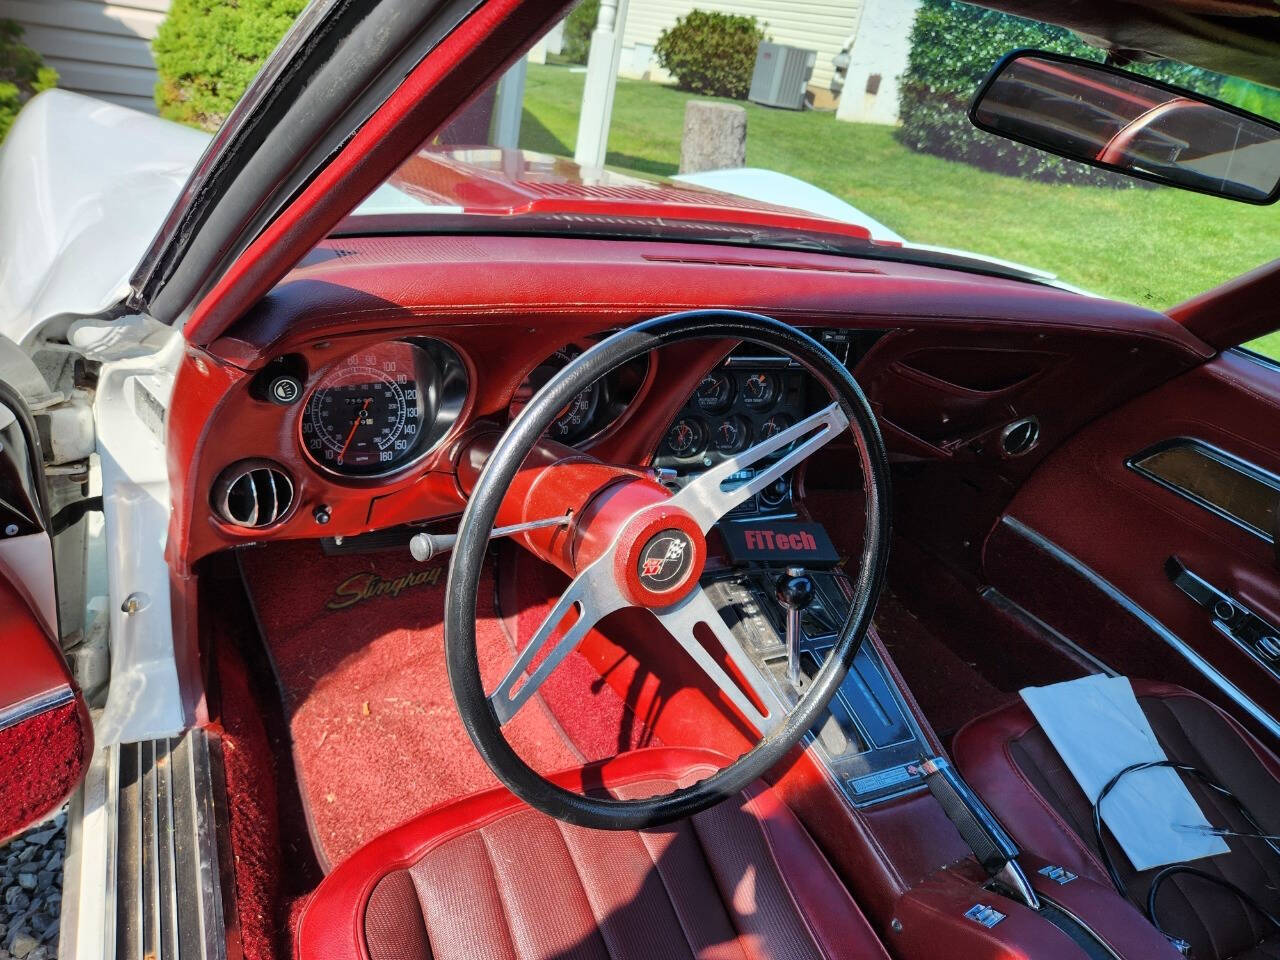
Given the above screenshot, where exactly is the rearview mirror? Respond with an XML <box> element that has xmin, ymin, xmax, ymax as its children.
<box><xmin>970</xmin><ymin>50</ymin><xmax>1280</xmax><ymax>204</ymax></box>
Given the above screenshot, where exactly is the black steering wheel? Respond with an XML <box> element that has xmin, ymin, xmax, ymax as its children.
<box><xmin>444</xmin><ymin>310</ymin><xmax>891</xmax><ymax>829</ymax></box>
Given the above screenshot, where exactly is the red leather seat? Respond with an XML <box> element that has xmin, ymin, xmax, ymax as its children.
<box><xmin>953</xmin><ymin>680</ymin><xmax>1280</xmax><ymax>960</ymax></box>
<box><xmin>297</xmin><ymin>746</ymin><xmax>891</xmax><ymax>960</ymax></box>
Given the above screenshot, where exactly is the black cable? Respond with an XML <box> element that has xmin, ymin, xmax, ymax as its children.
<box><xmin>51</xmin><ymin>495</ymin><xmax>103</xmax><ymax>535</ymax></box>
<box><xmin>1146</xmin><ymin>866</ymin><xmax>1280</xmax><ymax>941</ymax></box>
<box><xmin>1091</xmin><ymin>759</ymin><xmax>1280</xmax><ymax>945</ymax></box>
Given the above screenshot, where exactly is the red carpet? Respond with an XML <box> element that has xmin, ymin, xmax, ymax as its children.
<box><xmin>213</xmin><ymin>644</ymin><xmax>283</xmax><ymax>960</ymax></box>
<box><xmin>239</xmin><ymin>540</ymin><xmax>587</xmax><ymax>869</ymax></box>
<box><xmin>873</xmin><ymin>591</ymin><xmax>1016</xmax><ymax>740</ymax></box>
<box><xmin>502</xmin><ymin>547</ymin><xmax>663</xmax><ymax>760</ymax></box>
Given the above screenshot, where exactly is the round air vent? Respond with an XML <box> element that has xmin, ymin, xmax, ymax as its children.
<box><xmin>212</xmin><ymin>461</ymin><xmax>295</xmax><ymax>528</ymax></box>
<box><xmin>999</xmin><ymin>417</ymin><xmax>1041</xmax><ymax>458</ymax></box>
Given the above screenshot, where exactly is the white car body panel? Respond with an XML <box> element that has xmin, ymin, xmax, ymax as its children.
<box><xmin>673</xmin><ymin>167</ymin><xmax>908</xmax><ymax>243</ymax></box>
<box><xmin>0</xmin><ymin>96</ymin><xmax>195</xmax><ymax>746</ymax></box>
<box><xmin>0</xmin><ymin>91</ymin><xmax>210</xmax><ymax>345</ymax></box>
<box><xmin>72</xmin><ymin>316</ymin><xmax>187</xmax><ymax>746</ymax></box>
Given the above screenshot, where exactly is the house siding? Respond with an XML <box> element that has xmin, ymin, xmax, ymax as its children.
<box><xmin>622</xmin><ymin>0</ymin><xmax>864</xmax><ymax>93</ymax></box>
<box><xmin>0</xmin><ymin>0</ymin><xmax>170</xmax><ymax>114</ymax></box>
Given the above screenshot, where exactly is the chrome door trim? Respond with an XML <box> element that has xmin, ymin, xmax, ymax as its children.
<box><xmin>0</xmin><ymin>684</ymin><xmax>74</xmax><ymax>733</ymax></box>
<box><xmin>1126</xmin><ymin>436</ymin><xmax>1280</xmax><ymax>544</ymax></box>
<box><xmin>1000</xmin><ymin>515</ymin><xmax>1280</xmax><ymax>742</ymax></box>
<box><xmin>980</xmin><ymin>587</ymin><xmax>1118</xmax><ymax>677</ymax></box>
<box><xmin>59</xmin><ymin>741</ymin><xmax>118</xmax><ymax>960</ymax></box>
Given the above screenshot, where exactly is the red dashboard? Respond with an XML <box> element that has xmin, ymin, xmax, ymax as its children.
<box><xmin>169</xmin><ymin>233</ymin><xmax>1211</xmax><ymax>572</ymax></box>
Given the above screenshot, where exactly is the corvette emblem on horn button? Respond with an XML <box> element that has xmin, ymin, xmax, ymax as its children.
<box><xmin>637</xmin><ymin>530</ymin><xmax>695</xmax><ymax>591</ymax></box>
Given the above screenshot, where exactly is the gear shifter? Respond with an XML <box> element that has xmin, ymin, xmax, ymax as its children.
<box><xmin>775</xmin><ymin>566</ymin><xmax>814</xmax><ymax>690</ymax></box>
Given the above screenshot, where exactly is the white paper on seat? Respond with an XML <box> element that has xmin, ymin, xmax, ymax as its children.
<box><xmin>1019</xmin><ymin>674</ymin><xmax>1229</xmax><ymax>872</ymax></box>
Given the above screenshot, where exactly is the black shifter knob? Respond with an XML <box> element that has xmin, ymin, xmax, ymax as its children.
<box><xmin>775</xmin><ymin>566</ymin><xmax>814</xmax><ymax>610</ymax></box>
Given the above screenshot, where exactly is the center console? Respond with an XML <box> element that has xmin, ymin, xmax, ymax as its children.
<box><xmin>636</xmin><ymin>347</ymin><xmax>1168</xmax><ymax>958</ymax></box>
<box><xmin>700</xmin><ymin>529</ymin><xmax>1173</xmax><ymax>960</ymax></box>
<box><xmin>655</xmin><ymin>345</ymin><xmax>935</xmax><ymax>809</ymax></box>
<box><xmin>705</xmin><ymin>567</ymin><xmax>931</xmax><ymax>806</ymax></box>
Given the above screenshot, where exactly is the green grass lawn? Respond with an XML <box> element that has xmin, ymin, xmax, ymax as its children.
<box><xmin>519</xmin><ymin>64</ymin><xmax>1280</xmax><ymax>360</ymax></box>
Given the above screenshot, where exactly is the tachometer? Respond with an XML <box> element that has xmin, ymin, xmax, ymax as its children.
<box><xmin>510</xmin><ymin>346</ymin><xmax>649</xmax><ymax>447</ymax></box>
<box><xmin>301</xmin><ymin>340</ymin><xmax>467</xmax><ymax>476</ymax></box>
<box><xmin>510</xmin><ymin>347</ymin><xmax>600</xmax><ymax>445</ymax></box>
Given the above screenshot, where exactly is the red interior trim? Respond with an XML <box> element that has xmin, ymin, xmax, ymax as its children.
<box><xmin>1169</xmin><ymin>256</ymin><xmax>1280</xmax><ymax>350</ymax></box>
<box><xmin>0</xmin><ymin>570</ymin><xmax>76</xmax><ymax>708</ymax></box>
<box><xmin>0</xmin><ymin>574</ymin><xmax>90</xmax><ymax>843</ymax></box>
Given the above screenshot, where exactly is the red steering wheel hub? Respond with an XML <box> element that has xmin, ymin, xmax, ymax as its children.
<box><xmin>611</xmin><ymin>506</ymin><xmax>705</xmax><ymax>608</ymax></box>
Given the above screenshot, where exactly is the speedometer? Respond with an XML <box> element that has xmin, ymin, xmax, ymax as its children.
<box><xmin>300</xmin><ymin>340</ymin><xmax>467</xmax><ymax>476</ymax></box>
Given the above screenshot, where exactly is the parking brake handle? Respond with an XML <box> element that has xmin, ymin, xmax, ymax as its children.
<box><xmin>914</xmin><ymin>756</ymin><xmax>1041</xmax><ymax>910</ymax></box>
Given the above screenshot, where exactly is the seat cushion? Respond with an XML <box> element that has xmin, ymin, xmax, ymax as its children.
<box><xmin>296</xmin><ymin>746</ymin><xmax>890</xmax><ymax>960</ymax></box>
<box><xmin>954</xmin><ymin>680</ymin><xmax>1280</xmax><ymax>960</ymax></box>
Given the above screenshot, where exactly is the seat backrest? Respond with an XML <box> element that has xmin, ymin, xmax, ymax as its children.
<box><xmin>955</xmin><ymin>682</ymin><xmax>1280</xmax><ymax>960</ymax></box>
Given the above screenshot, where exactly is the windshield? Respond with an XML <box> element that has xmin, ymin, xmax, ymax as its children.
<box><xmin>359</xmin><ymin>0</ymin><xmax>1280</xmax><ymax>358</ymax></box>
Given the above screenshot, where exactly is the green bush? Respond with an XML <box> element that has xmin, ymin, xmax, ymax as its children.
<box><xmin>655</xmin><ymin>10</ymin><xmax>766</xmax><ymax>100</ymax></box>
<box><xmin>897</xmin><ymin>0</ymin><xmax>1227</xmax><ymax>187</ymax></box>
<box><xmin>153</xmin><ymin>0</ymin><xmax>306</xmax><ymax>130</ymax></box>
<box><xmin>0</xmin><ymin>20</ymin><xmax>57</xmax><ymax>142</ymax></box>
<box><xmin>1219</xmin><ymin>75</ymin><xmax>1280</xmax><ymax>123</ymax></box>
<box><xmin>560</xmin><ymin>0</ymin><xmax>599</xmax><ymax>65</ymax></box>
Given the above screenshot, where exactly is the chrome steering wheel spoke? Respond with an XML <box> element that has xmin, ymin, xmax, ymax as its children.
<box><xmin>670</xmin><ymin>401</ymin><xmax>849</xmax><ymax>531</ymax></box>
<box><xmin>489</xmin><ymin>403</ymin><xmax>847</xmax><ymax>731</ymax></box>
<box><xmin>652</xmin><ymin>586</ymin><xmax>788</xmax><ymax>736</ymax></box>
<box><xmin>487</xmin><ymin>559</ymin><xmax>624</xmax><ymax>725</ymax></box>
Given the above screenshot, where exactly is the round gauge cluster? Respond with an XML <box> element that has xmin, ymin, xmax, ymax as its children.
<box><xmin>509</xmin><ymin>347</ymin><xmax>601</xmax><ymax>445</ymax></box>
<box><xmin>300</xmin><ymin>339</ymin><xmax>467</xmax><ymax>477</ymax></box>
<box><xmin>510</xmin><ymin>346</ymin><xmax>649</xmax><ymax>447</ymax></box>
<box><xmin>739</xmin><ymin>371</ymin><xmax>779</xmax><ymax>409</ymax></box>
<box><xmin>694</xmin><ymin>371</ymin><xmax>733</xmax><ymax>413</ymax></box>
<box><xmin>661</xmin><ymin>367</ymin><xmax>797</xmax><ymax>464</ymax></box>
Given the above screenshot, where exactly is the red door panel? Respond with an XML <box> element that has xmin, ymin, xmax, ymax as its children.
<box><xmin>984</xmin><ymin>350</ymin><xmax>1280</xmax><ymax>744</ymax></box>
<box><xmin>0</xmin><ymin>570</ymin><xmax>92</xmax><ymax>842</ymax></box>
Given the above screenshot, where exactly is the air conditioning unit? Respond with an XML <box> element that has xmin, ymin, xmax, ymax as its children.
<box><xmin>748</xmin><ymin>42</ymin><xmax>817</xmax><ymax>110</ymax></box>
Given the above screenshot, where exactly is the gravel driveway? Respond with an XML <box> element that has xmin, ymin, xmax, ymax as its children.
<box><xmin>0</xmin><ymin>812</ymin><xmax>65</xmax><ymax>960</ymax></box>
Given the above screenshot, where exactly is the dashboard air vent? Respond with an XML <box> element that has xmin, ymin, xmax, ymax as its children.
<box><xmin>212</xmin><ymin>461</ymin><xmax>294</xmax><ymax>528</ymax></box>
<box><xmin>999</xmin><ymin>418</ymin><xmax>1041</xmax><ymax>458</ymax></box>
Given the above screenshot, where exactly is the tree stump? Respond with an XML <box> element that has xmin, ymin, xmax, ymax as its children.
<box><xmin>679</xmin><ymin>101</ymin><xmax>747</xmax><ymax>174</ymax></box>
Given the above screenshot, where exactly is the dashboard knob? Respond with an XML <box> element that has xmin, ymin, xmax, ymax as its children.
<box><xmin>267</xmin><ymin>374</ymin><xmax>303</xmax><ymax>405</ymax></box>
